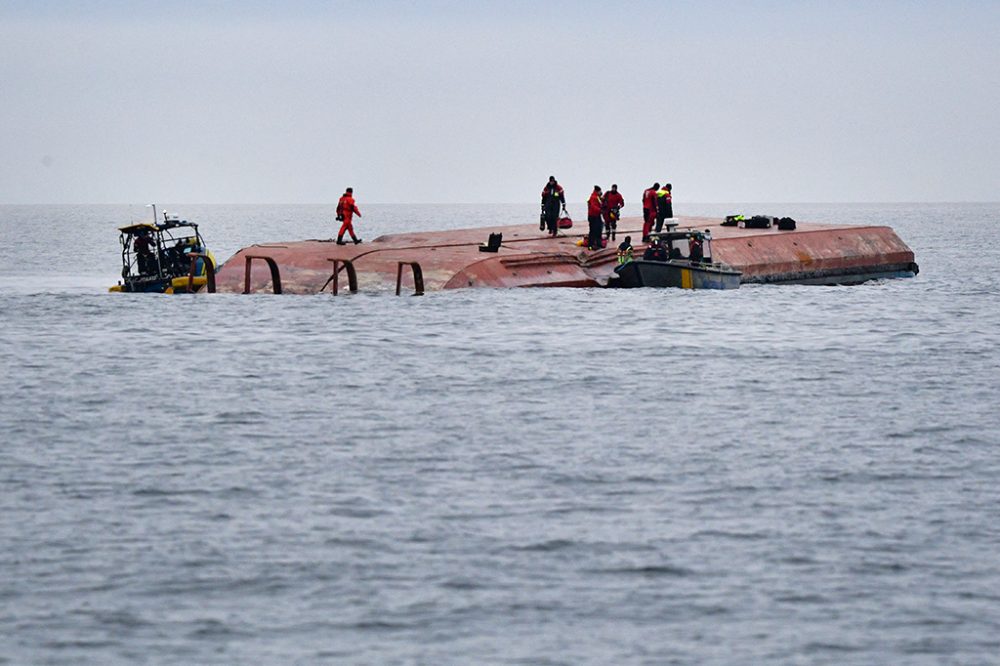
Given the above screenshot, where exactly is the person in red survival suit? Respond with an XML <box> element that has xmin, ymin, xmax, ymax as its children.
<box><xmin>336</xmin><ymin>188</ymin><xmax>362</xmax><ymax>245</ymax></box>
<box><xmin>587</xmin><ymin>185</ymin><xmax>604</xmax><ymax>250</ymax></box>
<box><xmin>602</xmin><ymin>184</ymin><xmax>625</xmax><ymax>241</ymax></box>
<box><xmin>642</xmin><ymin>182</ymin><xmax>660</xmax><ymax>242</ymax></box>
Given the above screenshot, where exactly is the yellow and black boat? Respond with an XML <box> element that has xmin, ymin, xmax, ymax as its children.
<box><xmin>109</xmin><ymin>209</ymin><xmax>217</xmax><ymax>293</ymax></box>
<box><xmin>610</xmin><ymin>229</ymin><xmax>741</xmax><ymax>290</ymax></box>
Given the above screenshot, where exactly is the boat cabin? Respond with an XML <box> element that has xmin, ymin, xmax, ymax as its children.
<box><xmin>647</xmin><ymin>228</ymin><xmax>715</xmax><ymax>264</ymax></box>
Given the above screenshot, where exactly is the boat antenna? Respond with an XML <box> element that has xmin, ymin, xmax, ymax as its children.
<box><xmin>146</xmin><ymin>203</ymin><xmax>157</xmax><ymax>225</ymax></box>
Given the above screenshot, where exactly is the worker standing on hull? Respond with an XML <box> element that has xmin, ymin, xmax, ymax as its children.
<box><xmin>655</xmin><ymin>183</ymin><xmax>673</xmax><ymax>233</ymax></box>
<box><xmin>587</xmin><ymin>186</ymin><xmax>604</xmax><ymax>250</ymax></box>
<box><xmin>642</xmin><ymin>182</ymin><xmax>660</xmax><ymax>242</ymax></box>
<box><xmin>541</xmin><ymin>176</ymin><xmax>566</xmax><ymax>237</ymax></box>
<box><xmin>336</xmin><ymin>188</ymin><xmax>362</xmax><ymax>245</ymax></box>
<box><xmin>602</xmin><ymin>184</ymin><xmax>625</xmax><ymax>241</ymax></box>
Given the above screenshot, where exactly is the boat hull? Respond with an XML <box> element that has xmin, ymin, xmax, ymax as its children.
<box><xmin>612</xmin><ymin>260</ymin><xmax>741</xmax><ymax>290</ymax></box>
<box><xmin>212</xmin><ymin>216</ymin><xmax>917</xmax><ymax>294</ymax></box>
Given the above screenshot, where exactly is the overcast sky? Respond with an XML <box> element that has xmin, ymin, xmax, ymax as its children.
<box><xmin>1</xmin><ymin>0</ymin><xmax>997</xmax><ymax>203</ymax></box>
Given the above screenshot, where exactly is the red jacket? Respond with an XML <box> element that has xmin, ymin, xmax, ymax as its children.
<box><xmin>588</xmin><ymin>192</ymin><xmax>603</xmax><ymax>217</ymax></box>
<box><xmin>603</xmin><ymin>191</ymin><xmax>624</xmax><ymax>212</ymax></box>
<box><xmin>642</xmin><ymin>187</ymin><xmax>657</xmax><ymax>212</ymax></box>
<box><xmin>337</xmin><ymin>194</ymin><xmax>361</xmax><ymax>222</ymax></box>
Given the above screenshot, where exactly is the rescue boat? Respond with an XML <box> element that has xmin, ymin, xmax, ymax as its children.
<box><xmin>610</xmin><ymin>228</ymin><xmax>742</xmax><ymax>289</ymax></box>
<box><xmin>109</xmin><ymin>208</ymin><xmax>217</xmax><ymax>293</ymax></box>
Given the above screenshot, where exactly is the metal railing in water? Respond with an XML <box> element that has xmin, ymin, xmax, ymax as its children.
<box><xmin>243</xmin><ymin>255</ymin><xmax>282</xmax><ymax>294</ymax></box>
<box><xmin>323</xmin><ymin>258</ymin><xmax>358</xmax><ymax>295</ymax></box>
<box><xmin>395</xmin><ymin>262</ymin><xmax>424</xmax><ymax>296</ymax></box>
<box><xmin>186</xmin><ymin>253</ymin><xmax>216</xmax><ymax>293</ymax></box>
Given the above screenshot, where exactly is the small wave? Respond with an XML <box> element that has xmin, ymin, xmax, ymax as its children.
<box><xmin>440</xmin><ymin>578</ymin><xmax>484</xmax><ymax>590</ymax></box>
<box><xmin>849</xmin><ymin>560</ymin><xmax>908</xmax><ymax>574</ymax></box>
<box><xmin>41</xmin><ymin>639</ymin><xmax>120</xmax><ymax>650</ymax></box>
<box><xmin>213</xmin><ymin>410</ymin><xmax>267</xmax><ymax>425</ymax></box>
<box><xmin>339</xmin><ymin>619</ymin><xmax>418</xmax><ymax>631</ymax></box>
<box><xmin>77</xmin><ymin>609</ymin><xmax>151</xmax><ymax>629</ymax></box>
<box><xmin>132</xmin><ymin>487</ymin><xmax>210</xmax><ymax>497</ymax></box>
<box><xmin>187</xmin><ymin>618</ymin><xmax>251</xmax><ymax>639</ymax></box>
<box><xmin>691</xmin><ymin>529</ymin><xmax>768</xmax><ymax>541</ymax></box>
<box><xmin>514</xmin><ymin>539</ymin><xmax>577</xmax><ymax>552</ymax></box>
<box><xmin>589</xmin><ymin>564</ymin><xmax>693</xmax><ymax>577</ymax></box>
<box><xmin>775</xmin><ymin>593</ymin><xmax>829</xmax><ymax>604</ymax></box>
<box><xmin>802</xmin><ymin>641</ymin><xmax>864</xmax><ymax>654</ymax></box>
<box><xmin>624</xmin><ymin>475</ymin><xmax>661</xmax><ymax>483</ymax></box>
<box><xmin>820</xmin><ymin>471</ymin><xmax>957</xmax><ymax>483</ymax></box>
<box><xmin>323</xmin><ymin>536</ymin><xmax>381</xmax><ymax>548</ymax></box>
<box><xmin>778</xmin><ymin>555</ymin><xmax>819</xmax><ymax>565</ymax></box>
<box><xmin>328</xmin><ymin>507</ymin><xmax>387</xmax><ymax>518</ymax></box>
<box><xmin>544</xmin><ymin>505</ymin><xmax>625</xmax><ymax>516</ymax></box>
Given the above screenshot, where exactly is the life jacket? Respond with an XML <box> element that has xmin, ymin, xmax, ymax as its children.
<box><xmin>542</xmin><ymin>183</ymin><xmax>564</xmax><ymax>208</ymax></box>
<box><xmin>603</xmin><ymin>191</ymin><xmax>624</xmax><ymax>211</ymax></box>
<box><xmin>689</xmin><ymin>237</ymin><xmax>703</xmax><ymax>260</ymax></box>
<box><xmin>643</xmin><ymin>244</ymin><xmax>667</xmax><ymax>261</ymax></box>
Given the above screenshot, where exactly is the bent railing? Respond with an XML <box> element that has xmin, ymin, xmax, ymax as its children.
<box><xmin>396</xmin><ymin>261</ymin><xmax>424</xmax><ymax>296</ymax></box>
<box><xmin>187</xmin><ymin>253</ymin><xmax>216</xmax><ymax>293</ymax></box>
<box><xmin>243</xmin><ymin>255</ymin><xmax>282</xmax><ymax>294</ymax></box>
<box><xmin>324</xmin><ymin>258</ymin><xmax>358</xmax><ymax>295</ymax></box>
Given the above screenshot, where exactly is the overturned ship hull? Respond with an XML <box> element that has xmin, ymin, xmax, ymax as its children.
<box><xmin>212</xmin><ymin>216</ymin><xmax>918</xmax><ymax>294</ymax></box>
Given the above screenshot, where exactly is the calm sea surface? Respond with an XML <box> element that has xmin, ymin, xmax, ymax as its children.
<box><xmin>1</xmin><ymin>203</ymin><xmax>999</xmax><ymax>664</ymax></box>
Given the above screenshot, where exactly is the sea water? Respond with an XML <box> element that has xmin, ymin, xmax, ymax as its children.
<box><xmin>1</xmin><ymin>203</ymin><xmax>999</xmax><ymax>664</ymax></box>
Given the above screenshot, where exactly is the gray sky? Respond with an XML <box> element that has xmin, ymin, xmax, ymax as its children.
<box><xmin>1</xmin><ymin>0</ymin><xmax>998</xmax><ymax>203</ymax></box>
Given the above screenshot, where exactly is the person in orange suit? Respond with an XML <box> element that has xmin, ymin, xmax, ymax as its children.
<box><xmin>587</xmin><ymin>186</ymin><xmax>604</xmax><ymax>250</ymax></box>
<box><xmin>642</xmin><ymin>182</ymin><xmax>660</xmax><ymax>242</ymax></box>
<box><xmin>336</xmin><ymin>187</ymin><xmax>362</xmax><ymax>245</ymax></box>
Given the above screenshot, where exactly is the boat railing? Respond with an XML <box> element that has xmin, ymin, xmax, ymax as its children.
<box><xmin>243</xmin><ymin>255</ymin><xmax>282</xmax><ymax>294</ymax></box>
<box><xmin>324</xmin><ymin>258</ymin><xmax>358</xmax><ymax>295</ymax></box>
<box><xmin>187</xmin><ymin>253</ymin><xmax>216</xmax><ymax>293</ymax></box>
<box><xmin>396</xmin><ymin>261</ymin><xmax>424</xmax><ymax>296</ymax></box>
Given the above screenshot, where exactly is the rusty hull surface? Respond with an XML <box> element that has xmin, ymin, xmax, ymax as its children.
<box><xmin>214</xmin><ymin>216</ymin><xmax>917</xmax><ymax>294</ymax></box>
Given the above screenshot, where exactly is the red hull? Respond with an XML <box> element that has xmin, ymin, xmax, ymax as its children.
<box><xmin>214</xmin><ymin>216</ymin><xmax>917</xmax><ymax>294</ymax></box>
